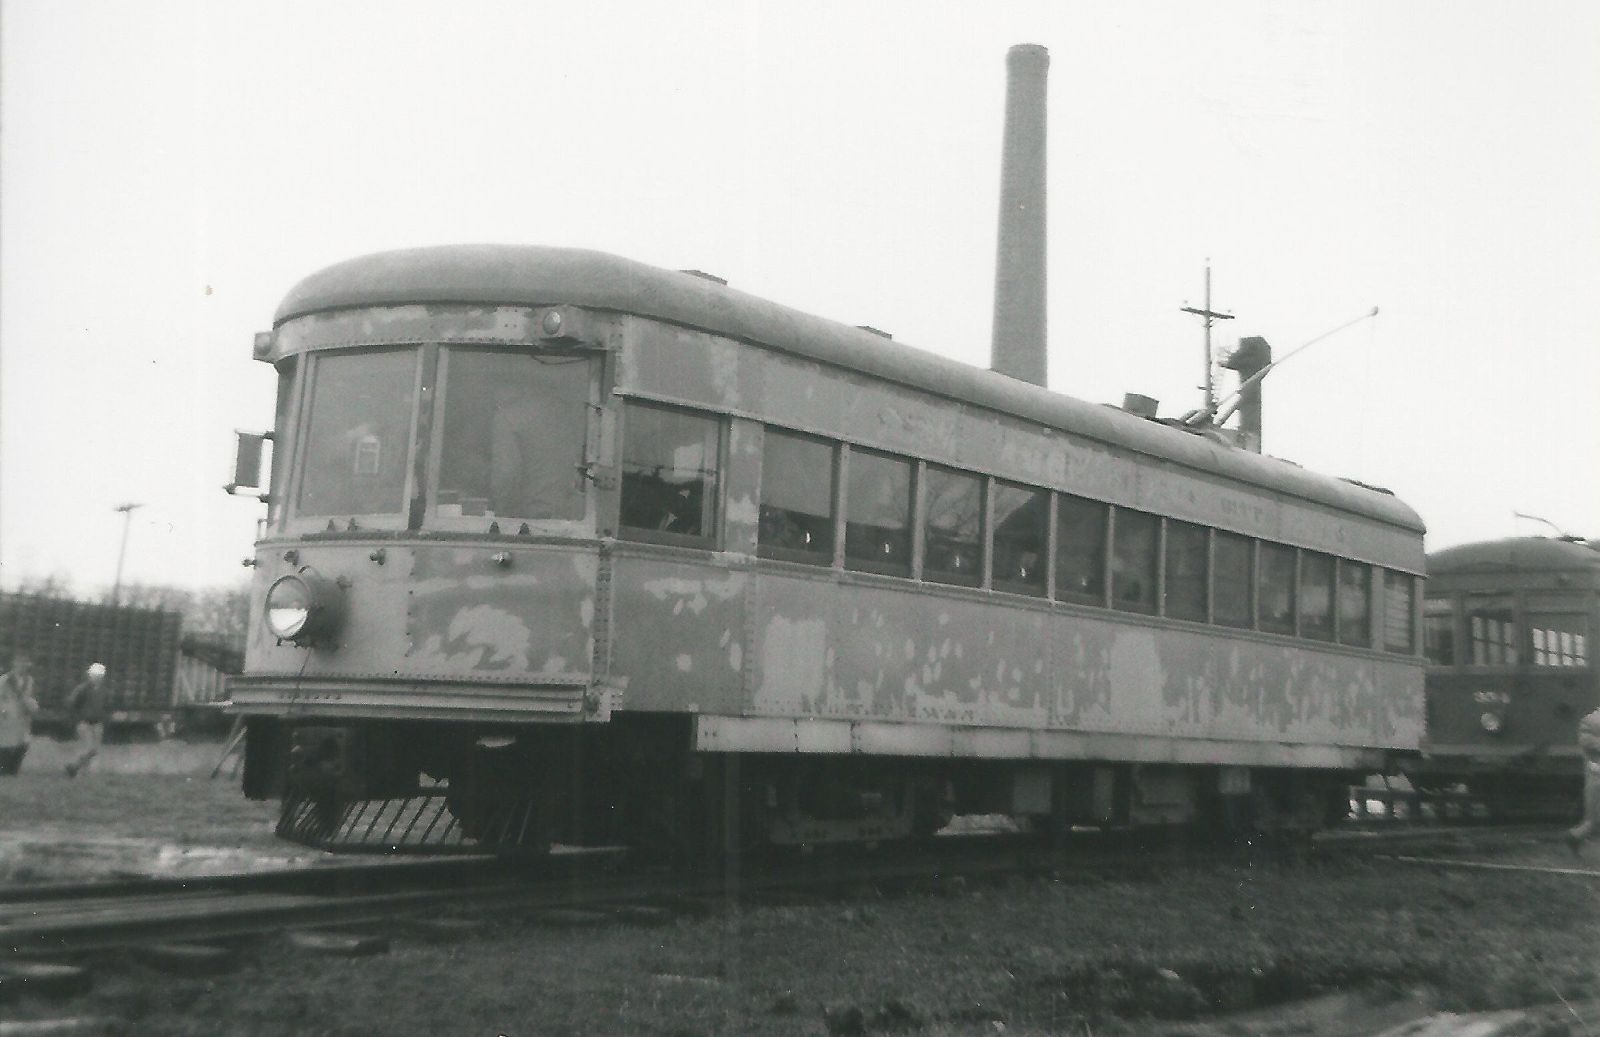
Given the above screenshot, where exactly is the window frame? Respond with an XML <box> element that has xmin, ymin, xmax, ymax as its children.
<box><xmin>285</xmin><ymin>345</ymin><xmax>425</xmax><ymax>535</ymax></box>
<box><xmin>424</xmin><ymin>345</ymin><xmax>599</xmax><ymax>536</ymax></box>
<box><xmin>842</xmin><ymin>445</ymin><xmax>915</xmax><ymax>578</ymax></box>
<box><xmin>1463</xmin><ymin>593</ymin><xmax>1519</xmax><ymax>667</ymax></box>
<box><xmin>1422</xmin><ymin>596</ymin><xmax>1456</xmax><ymax>665</ymax></box>
<box><xmin>1298</xmin><ymin>550</ymin><xmax>1337</xmax><ymax>642</ymax></box>
<box><xmin>1258</xmin><ymin>541</ymin><xmax>1298</xmax><ymax>636</ymax></box>
<box><xmin>1109</xmin><ymin>506</ymin><xmax>1160</xmax><ymax>615</ymax></box>
<box><xmin>616</xmin><ymin>399</ymin><xmax>725</xmax><ymax>550</ymax></box>
<box><xmin>1210</xmin><ymin>530</ymin><xmax>1255</xmax><ymax>630</ymax></box>
<box><xmin>757</xmin><ymin>426</ymin><xmax>839</xmax><ymax>566</ymax></box>
<box><xmin>1382</xmin><ymin>569</ymin><xmax>1420</xmax><ymax>655</ymax></box>
<box><xmin>1053</xmin><ymin>493</ymin><xmax>1109</xmax><ymax>607</ymax></box>
<box><xmin>920</xmin><ymin>463</ymin><xmax>986</xmax><ymax>588</ymax></box>
<box><xmin>1335</xmin><ymin>559</ymin><xmax>1373</xmax><ymax>648</ymax></box>
<box><xmin>990</xmin><ymin>479</ymin><xmax>1049</xmax><ymax>597</ymax></box>
<box><xmin>1526</xmin><ymin>610</ymin><xmax>1590</xmax><ymax>669</ymax></box>
<box><xmin>1161</xmin><ymin>519</ymin><xmax>1210</xmax><ymax>623</ymax></box>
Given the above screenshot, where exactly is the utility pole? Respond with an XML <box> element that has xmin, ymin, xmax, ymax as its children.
<box><xmin>1180</xmin><ymin>260</ymin><xmax>1235</xmax><ymax>416</ymax></box>
<box><xmin>111</xmin><ymin>502</ymin><xmax>143</xmax><ymax>606</ymax></box>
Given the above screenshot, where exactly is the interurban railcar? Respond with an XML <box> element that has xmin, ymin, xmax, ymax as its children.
<box><xmin>229</xmin><ymin>244</ymin><xmax>1426</xmax><ymax>853</ymax></box>
<box><xmin>1409</xmin><ymin>537</ymin><xmax>1598</xmax><ymax>815</ymax></box>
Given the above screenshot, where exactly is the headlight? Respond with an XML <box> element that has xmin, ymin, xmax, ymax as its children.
<box><xmin>265</xmin><ymin>570</ymin><xmax>344</xmax><ymax>646</ymax></box>
<box><xmin>1479</xmin><ymin>711</ymin><xmax>1504</xmax><ymax>734</ymax></box>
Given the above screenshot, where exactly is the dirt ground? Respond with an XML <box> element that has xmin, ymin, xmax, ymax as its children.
<box><xmin>0</xmin><ymin>738</ymin><xmax>298</xmax><ymax>883</ymax></box>
<box><xmin>3</xmin><ymin>752</ymin><xmax>1599</xmax><ymax>1035</ymax></box>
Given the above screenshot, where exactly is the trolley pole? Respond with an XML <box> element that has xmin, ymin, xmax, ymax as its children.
<box><xmin>1180</xmin><ymin>260</ymin><xmax>1235</xmax><ymax>416</ymax></box>
<box><xmin>111</xmin><ymin>502</ymin><xmax>143</xmax><ymax>606</ymax></box>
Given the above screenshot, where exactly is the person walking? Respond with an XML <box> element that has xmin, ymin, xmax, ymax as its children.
<box><xmin>1567</xmin><ymin>705</ymin><xmax>1600</xmax><ymax>856</ymax></box>
<box><xmin>0</xmin><ymin>652</ymin><xmax>41</xmax><ymax>775</ymax></box>
<box><xmin>64</xmin><ymin>662</ymin><xmax>109</xmax><ymax>778</ymax></box>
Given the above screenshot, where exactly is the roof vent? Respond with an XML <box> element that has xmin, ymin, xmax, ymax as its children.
<box><xmin>856</xmin><ymin>325</ymin><xmax>893</xmax><ymax>340</ymax></box>
<box><xmin>678</xmin><ymin>269</ymin><xmax>728</xmax><ymax>286</ymax></box>
<box><xmin>1121</xmin><ymin>393</ymin><xmax>1159</xmax><ymax>419</ymax></box>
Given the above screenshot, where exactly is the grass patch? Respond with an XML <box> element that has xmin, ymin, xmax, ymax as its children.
<box><xmin>4</xmin><ymin>854</ymin><xmax>1594</xmax><ymax>1035</ymax></box>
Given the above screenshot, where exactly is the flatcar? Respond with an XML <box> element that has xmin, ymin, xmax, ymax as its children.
<box><xmin>224</xmin><ymin>47</ymin><xmax>1426</xmax><ymax>856</ymax></box>
<box><xmin>1408</xmin><ymin>537</ymin><xmax>1598</xmax><ymax>816</ymax></box>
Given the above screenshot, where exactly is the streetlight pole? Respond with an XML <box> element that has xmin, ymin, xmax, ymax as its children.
<box><xmin>111</xmin><ymin>502</ymin><xmax>143</xmax><ymax>606</ymax></box>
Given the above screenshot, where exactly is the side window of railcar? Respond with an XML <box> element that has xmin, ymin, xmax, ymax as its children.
<box><xmin>1111</xmin><ymin>509</ymin><xmax>1159</xmax><ymax>614</ymax></box>
<box><xmin>1423</xmin><ymin>599</ymin><xmax>1454</xmax><ymax>664</ymax></box>
<box><xmin>922</xmin><ymin>466</ymin><xmax>984</xmax><ymax>587</ymax></box>
<box><xmin>844</xmin><ymin>449</ymin><xmax>913</xmax><ymax>577</ymax></box>
<box><xmin>992</xmin><ymin>481</ymin><xmax>1047</xmax><ymax>596</ymax></box>
<box><xmin>435</xmin><ymin>350</ymin><xmax>590</xmax><ymax>521</ymax></box>
<box><xmin>619</xmin><ymin>403</ymin><xmax>721</xmax><ymax>544</ymax></box>
<box><xmin>1383</xmin><ymin>570</ymin><xmax>1417</xmax><ymax>654</ymax></box>
<box><xmin>1465</xmin><ymin>596</ymin><xmax>1518</xmax><ymax>665</ymax></box>
<box><xmin>1055</xmin><ymin>495</ymin><xmax>1108</xmax><ymax>605</ymax></box>
<box><xmin>1337</xmin><ymin>561</ymin><xmax>1372</xmax><ymax>647</ymax></box>
<box><xmin>1298</xmin><ymin>552</ymin><xmax>1336</xmax><ymax>641</ymax></box>
<box><xmin>759</xmin><ymin>429</ymin><xmax>835</xmax><ymax>564</ymax></box>
<box><xmin>1527</xmin><ymin>613</ymin><xmax>1588</xmax><ymax>667</ymax></box>
<box><xmin>1258</xmin><ymin>543</ymin><xmax>1297</xmax><ymax>635</ymax></box>
<box><xmin>1212</xmin><ymin>532</ymin><xmax>1254</xmax><ymax>628</ymax></box>
<box><xmin>296</xmin><ymin>349</ymin><xmax>419</xmax><ymax>518</ymax></box>
<box><xmin>921</xmin><ymin>467</ymin><xmax>979</xmax><ymax>588</ymax></box>
<box><xmin>1163</xmin><ymin>521</ymin><xmax>1208</xmax><ymax>622</ymax></box>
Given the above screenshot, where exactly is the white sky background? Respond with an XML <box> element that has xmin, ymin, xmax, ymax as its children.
<box><xmin>1</xmin><ymin>0</ymin><xmax>1597</xmax><ymax>596</ymax></box>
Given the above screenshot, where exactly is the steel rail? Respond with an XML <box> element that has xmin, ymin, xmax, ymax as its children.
<box><xmin>1</xmin><ymin>824</ymin><xmax>1564</xmax><ymax>957</ymax></box>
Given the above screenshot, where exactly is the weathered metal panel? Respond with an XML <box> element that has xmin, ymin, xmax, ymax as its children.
<box><xmin>271</xmin><ymin>303</ymin><xmax>618</xmax><ymax>359</ymax></box>
<box><xmin>722</xmin><ymin>419</ymin><xmax>763</xmax><ymax>557</ymax></box>
<box><xmin>243</xmin><ymin>540</ymin><xmax>597</xmax><ymax>689</ymax></box>
<box><xmin>695</xmin><ymin>715</ymin><xmax>1388</xmax><ymax>769</ymax></box>
<box><xmin>229</xmin><ymin>676</ymin><xmax>587</xmax><ymax>722</ymax></box>
<box><xmin>606</xmin><ymin>551</ymin><xmax>748</xmax><ymax>713</ymax></box>
<box><xmin>743</xmin><ymin>570</ymin><xmax>1422</xmax><ymax>751</ymax></box>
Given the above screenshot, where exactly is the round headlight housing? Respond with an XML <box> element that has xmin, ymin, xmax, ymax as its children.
<box><xmin>1479</xmin><ymin>711</ymin><xmax>1504</xmax><ymax>735</ymax></box>
<box><xmin>264</xmin><ymin>570</ymin><xmax>344</xmax><ymax>646</ymax></box>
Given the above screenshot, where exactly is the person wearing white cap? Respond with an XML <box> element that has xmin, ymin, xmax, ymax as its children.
<box><xmin>65</xmin><ymin>662</ymin><xmax>109</xmax><ymax>778</ymax></box>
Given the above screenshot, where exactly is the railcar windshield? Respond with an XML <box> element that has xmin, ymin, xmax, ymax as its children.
<box><xmin>435</xmin><ymin>349</ymin><xmax>591</xmax><ymax>522</ymax></box>
<box><xmin>296</xmin><ymin>349</ymin><xmax>419</xmax><ymax>518</ymax></box>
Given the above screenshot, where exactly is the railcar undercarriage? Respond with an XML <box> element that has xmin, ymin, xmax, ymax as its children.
<box><xmin>245</xmin><ymin>716</ymin><xmax>1360</xmax><ymax>860</ymax></box>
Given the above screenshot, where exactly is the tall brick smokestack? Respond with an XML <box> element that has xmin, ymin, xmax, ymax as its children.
<box><xmin>990</xmin><ymin>44</ymin><xmax>1049</xmax><ymax>387</ymax></box>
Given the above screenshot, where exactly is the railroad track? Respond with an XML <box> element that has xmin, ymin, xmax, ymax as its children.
<box><xmin>1</xmin><ymin>822</ymin><xmax>1567</xmax><ymax>958</ymax></box>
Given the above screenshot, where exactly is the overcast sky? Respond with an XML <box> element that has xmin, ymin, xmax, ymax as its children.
<box><xmin>2</xmin><ymin>0</ymin><xmax>1597</xmax><ymax>597</ymax></box>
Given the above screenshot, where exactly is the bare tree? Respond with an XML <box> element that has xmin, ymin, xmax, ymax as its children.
<box><xmin>15</xmin><ymin>572</ymin><xmax>75</xmax><ymax>597</ymax></box>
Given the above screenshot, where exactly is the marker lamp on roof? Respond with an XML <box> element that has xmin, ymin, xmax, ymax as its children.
<box><xmin>265</xmin><ymin>570</ymin><xmax>344</xmax><ymax>646</ymax></box>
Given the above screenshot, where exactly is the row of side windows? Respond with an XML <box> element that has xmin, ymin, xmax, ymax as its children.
<box><xmin>1422</xmin><ymin>596</ymin><xmax>1590</xmax><ymax>668</ymax></box>
<box><xmin>616</xmin><ymin>403</ymin><xmax>1418</xmax><ymax>654</ymax></box>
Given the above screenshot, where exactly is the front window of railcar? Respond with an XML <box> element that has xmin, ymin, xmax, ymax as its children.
<box><xmin>1465</xmin><ymin>596</ymin><xmax>1518</xmax><ymax>665</ymax></box>
<box><xmin>1527</xmin><ymin>612</ymin><xmax>1589</xmax><ymax>667</ymax></box>
<box><xmin>295</xmin><ymin>349</ymin><xmax>419</xmax><ymax>521</ymax></box>
<box><xmin>435</xmin><ymin>349</ymin><xmax>592</xmax><ymax>524</ymax></box>
<box><xmin>1423</xmin><ymin>599</ymin><xmax>1455</xmax><ymax>664</ymax></box>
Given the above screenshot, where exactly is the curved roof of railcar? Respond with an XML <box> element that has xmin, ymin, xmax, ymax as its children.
<box><xmin>276</xmin><ymin>245</ymin><xmax>1425</xmax><ymax>535</ymax></box>
<box><xmin>1428</xmin><ymin>537</ymin><xmax>1600</xmax><ymax>578</ymax></box>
